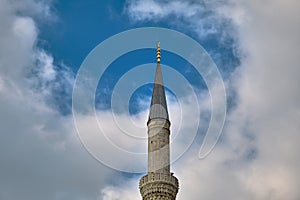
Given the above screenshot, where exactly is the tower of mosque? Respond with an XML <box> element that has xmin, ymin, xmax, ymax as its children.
<box><xmin>139</xmin><ymin>43</ymin><xmax>179</xmax><ymax>200</ymax></box>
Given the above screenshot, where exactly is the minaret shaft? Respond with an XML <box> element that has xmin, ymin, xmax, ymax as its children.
<box><xmin>147</xmin><ymin>118</ymin><xmax>170</xmax><ymax>174</ymax></box>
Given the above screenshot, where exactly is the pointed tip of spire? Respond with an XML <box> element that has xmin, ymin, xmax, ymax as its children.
<box><xmin>156</xmin><ymin>42</ymin><xmax>161</xmax><ymax>63</ymax></box>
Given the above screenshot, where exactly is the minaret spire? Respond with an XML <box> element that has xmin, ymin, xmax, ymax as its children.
<box><xmin>148</xmin><ymin>42</ymin><xmax>169</xmax><ymax>123</ymax></box>
<box><xmin>139</xmin><ymin>43</ymin><xmax>179</xmax><ymax>200</ymax></box>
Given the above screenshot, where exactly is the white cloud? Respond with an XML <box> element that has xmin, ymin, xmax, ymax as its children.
<box><xmin>35</xmin><ymin>50</ymin><xmax>57</xmax><ymax>81</ymax></box>
<box><xmin>126</xmin><ymin>0</ymin><xmax>203</xmax><ymax>21</ymax></box>
<box><xmin>13</xmin><ymin>16</ymin><xmax>37</xmax><ymax>50</ymax></box>
<box><xmin>98</xmin><ymin>179</ymin><xmax>140</xmax><ymax>200</ymax></box>
<box><xmin>226</xmin><ymin>1</ymin><xmax>300</xmax><ymax>199</ymax></box>
<box><xmin>0</xmin><ymin>7</ymin><xmax>36</xmax><ymax>83</ymax></box>
<box><xmin>11</xmin><ymin>0</ymin><xmax>54</xmax><ymax>20</ymax></box>
<box><xmin>125</xmin><ymin>0</ymin><xmax>230</xmax><ymax>39</ymax></box>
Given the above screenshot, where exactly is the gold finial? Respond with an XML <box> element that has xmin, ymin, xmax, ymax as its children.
<box><xmin>156</xmin><ymin>42</ymin><xmax>161</xmax><ymax>63</ymax></box>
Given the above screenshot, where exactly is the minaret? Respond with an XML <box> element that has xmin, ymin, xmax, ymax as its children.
<box><xmin>139</xmin><ymin>43</ymin><xmax>179</xmax><ymax>200</ymax></box>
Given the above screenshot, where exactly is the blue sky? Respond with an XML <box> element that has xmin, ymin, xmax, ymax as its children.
<box><xmin>36</xmin><ymin>0</ymin><xmax>239</xmax><ymax>116</ymax></box>
<box><xmin>40</xmin><ymin>0</ymin><xmax>239</xmax><ymax>70</ymax></box>
<box><xmin>0</xmin><ymin>0</ymin><xmax>300</xmax><ymax>199</ymax></box>
<box><xmin>39</xmin><ymin>0</ymin><xmax>127</xmax><ymax>68</ymax></box>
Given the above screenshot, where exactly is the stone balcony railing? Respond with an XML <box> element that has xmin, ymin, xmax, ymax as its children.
<box><xmin>139</xmin><ymin>173</ymin><xmax>179</xmax><ymax>199</ymax></box>
<box><xmin>139</xmin><ymin>173</ymin><xmax>179</xmax><ymax>188</ymax></box>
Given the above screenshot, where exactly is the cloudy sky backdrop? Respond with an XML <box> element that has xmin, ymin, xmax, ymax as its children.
<box><xmin>0</xmin><ymin>0</ymin><xmax>299</xmax><ymax>199</ymax></box>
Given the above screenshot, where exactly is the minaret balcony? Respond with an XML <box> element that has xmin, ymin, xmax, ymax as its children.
<box><xmin>139</xmin><ymin>173</ymin><xmax>179</xmax><ymax>188</ymax></box>
<box><xmin>139</xmin><ymin>173</ymin><xmax>179</xmax><ymax>200</ymax></box>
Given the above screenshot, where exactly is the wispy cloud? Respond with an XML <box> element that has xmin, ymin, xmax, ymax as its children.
<box><xmin>98</xmin><ymin>179</ymin><xmax>140</xmax><ymax>200</ymax></box>
<box><xmin>126</xmin><ymin>0</ymin><xmax>203</xmax><ymax>21</ymax></box>
<box><xmin>125</xmin><ymin>0</ymin><xmax>234</xmax><ymax>39</ymax></box>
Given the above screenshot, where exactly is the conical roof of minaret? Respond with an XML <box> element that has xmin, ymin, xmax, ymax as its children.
<box><xmin>148</xmin><ymin>42</ymin><xmax>169</xmax><ymax>123</ymax></box>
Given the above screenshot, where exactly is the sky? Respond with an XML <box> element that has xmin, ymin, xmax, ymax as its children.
<box><xmin>0</xmin><ymin>0</ymin><xmax>299</xmax><ymax>199</ymax></box>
